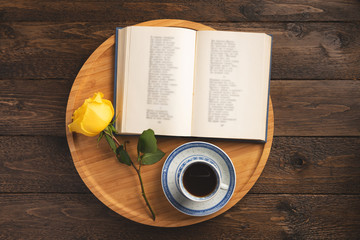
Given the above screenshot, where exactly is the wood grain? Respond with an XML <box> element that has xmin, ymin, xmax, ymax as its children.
<box><xmin>0</xmin><ymin>136</ymin><xmax>88</xmax><ymax>193</ymax></box>
<box><xmin>1</xmin><ymin>136</ymin><xmax>359</xmax><ymax>194</ymax></box>
<box><xmin>0</xmin><ymin>0</ymin><xmax>359</xmax><ymax>235</ymax></box>
<box><xmin>1</xmin><ymin>0</ymin><xmax>359</xmax><ymax>22</ymax></box>
<box><xmin>272</xmin><ymin>80</ymin><xmax>360</xmax><ymax>136</ymax></box>
<box><xmin>0</xmin><ymin>193</ymin><xmax>358</xmax><ymax>239</ymax></box>
<box><xmin>1</xmin><ymin>22</ymin><xmax>359</xmax><ymax>80</ymax></box>
<box><xmin>0</xmin><ymin>80</ymin><xmax>71</xmax><ymax>136</ymax></box>
<box><xmin>1</xmin><ymin>80</ymin><xmax>359</xmax><ymax>136</ymax></box>
<box><xmin>253</xmin><ymin>137</ymin><xmax>360</xmax><ymax>194</ymax></box>
<box><xmin>65</xmin><ymin>19</ymin><xmax>273</xmax><ymax>227</ymax></box>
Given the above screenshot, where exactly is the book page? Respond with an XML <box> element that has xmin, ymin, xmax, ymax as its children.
<box><xmin>192</xmin><ymin>31</ymin><xmax>272</xmax><ymax>140</ymax></box>
<box><xmin>119</xmin><ymin>26</ymin><xmax>196</xmax><ymax>136</ymax></box>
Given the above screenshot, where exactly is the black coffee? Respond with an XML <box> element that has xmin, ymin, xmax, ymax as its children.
<box><xmin>183</xmin><ymin>162</ymin><xmax>217</xmax><ymax>197</ymax></box>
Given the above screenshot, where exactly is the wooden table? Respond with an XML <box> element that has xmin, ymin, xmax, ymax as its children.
<box><xmin>1</xmin><ymin>1</ymin><xmax>359</xmax><ymax>239</ymax></box>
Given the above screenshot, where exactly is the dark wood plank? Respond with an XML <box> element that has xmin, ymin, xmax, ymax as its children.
<box><xmin>0</xmin><ymin>136</ymin><xmax>88</xmax><ymax>193</ymax></box>
<box><xmin>0</xmin><ymin>193</ymin><xmax>358</xmax><ymax>239</ymax></box>
<box><xmin>1</xmin><ymin>136</ymin><xmax>359</xmax><ymax>194</ymax></box>
<box><xmin>0</xmin><ymin>80</ymin><xmax>72</xmax><ymax>136</ymax></box>
<box><xmin>1</xmin><ymin>80</ymin><xmax>359</xmax><ymax>136</ymax></box>
<box><xmin>272</xmin><ymin>80</ymin><xmax>360</xmax><ymax>136</ymax></box>
<box><xmin>1</xmin><ymin>0</ymin><xmax>359</xmax><ymax>22</ymax></box>
<box><xmin>1</xmin><ymin>22</ymin><xmax>359</xmax><ymax>80</ymax></box>
<box><xmin>252</xmin><ymin>137</ymin><xmax>360</xmax><ymax>194</ymax></box>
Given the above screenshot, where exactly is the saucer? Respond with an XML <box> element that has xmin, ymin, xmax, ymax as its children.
<box><xmin>161</xmin><ymin>141</ymin><xmax>236</xmax><ymax>216</ymax></box>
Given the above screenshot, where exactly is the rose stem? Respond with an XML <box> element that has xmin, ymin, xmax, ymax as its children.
<box><xmin>107</xmin><ymin>132</ymin><xmax>156</xmax><ymax>221</ymax></box>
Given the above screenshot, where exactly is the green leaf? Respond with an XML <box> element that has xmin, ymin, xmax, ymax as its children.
<box><xmin>109</xmin><ymin>124</ymin><xmax>117</xmax><ymax>134</ymax></box>
<box><xmin>137</xmin><ymin>129</ymin><xmax>157</xmax><ymax>154</ymax></box>
<box><xmin>141</xmin><ymin>149</ymin><xmax>165</xmax><ymax>165</ymax></box>
<box><xmin>104</xmin><ymin>134</ymin><xmax>117</xmax><ymax>153</ymax></box>
<box><xmin>112</xmin><ymin>114</ymin><xmax>119</xmax><ymax>125</ymax></box>
<box><xmin>97</xmin><ymin>131</ymin><xmax>104</xmax><ymax>145</ymax></box>
<box><xmin>116</xmin><ymin>145</ymin><xmax>132</xmax><ymax>166</ymax></box>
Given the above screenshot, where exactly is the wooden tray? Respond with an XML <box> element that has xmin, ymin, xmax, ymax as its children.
<box><xmin>65</xmin><ymin>19</ymin><xmax>274</xmax><ymax>227</ymax></box>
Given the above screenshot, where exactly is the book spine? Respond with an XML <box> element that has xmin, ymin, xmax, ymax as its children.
<box><xmin>113</xmin><ymin>27</ymin><xmax>122</xmax><ymax>128</ymax></box>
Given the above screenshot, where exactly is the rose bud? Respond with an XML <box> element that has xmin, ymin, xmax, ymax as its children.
<box><xmin>68</xmin><ymin>92</ymin><xmax>114</xmax><ymax>137</ymax></box>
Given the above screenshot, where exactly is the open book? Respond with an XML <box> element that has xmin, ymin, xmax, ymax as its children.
<box><xmin>114</xmin><ymin>26</ymin><xmax>272</xmax><ymax>141</ymax></box>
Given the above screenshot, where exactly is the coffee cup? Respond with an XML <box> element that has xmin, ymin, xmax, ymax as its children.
<box><xmin>161</xmin><ymin>141</ymin><xmax>236</xmax><ymax>216</ymax></box>
<box><xmin>176</xmin><ymin>157</ymin><xmax>229</xmax><ymax>202</ymax></box>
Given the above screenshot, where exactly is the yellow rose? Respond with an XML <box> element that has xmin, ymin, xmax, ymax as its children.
<box><xmin>68</xmin><ymin>92</ymin><xmax>114</xmax><ymax>137</ymax></box>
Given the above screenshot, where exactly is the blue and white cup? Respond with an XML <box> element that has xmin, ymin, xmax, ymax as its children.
<box><xmin>161</xmin><ymin>141</ymin><xmax>236</xmax><ymax>216</ymax></box>
<box><xmin>177</xmin><ymin>158</ymin><xmax>229</xmax><ymax>202</ymax></box>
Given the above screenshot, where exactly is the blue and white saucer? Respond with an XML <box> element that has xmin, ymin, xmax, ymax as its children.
<box><xmin>161</xmin><ymin>141</ymin><xmax>236</xmax><ymax>216</ymax></box>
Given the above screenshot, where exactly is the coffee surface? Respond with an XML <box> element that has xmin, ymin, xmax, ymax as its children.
<box><xmin>183</xmin><ymin>162</ymin><xmax>217</xmax><ymax>197</ymax></box>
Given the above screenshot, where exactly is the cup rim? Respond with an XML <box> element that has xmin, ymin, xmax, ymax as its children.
<box><xmin>178</xmin><ymin>159</ymin><xmax>221</xmax><ymax>202</ymax></box>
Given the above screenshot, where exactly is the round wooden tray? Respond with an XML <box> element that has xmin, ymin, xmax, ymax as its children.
<box><xmin>65</xmin><ymin>19</ymin><xmax>274</xmax><ymax>227</ymax></box>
